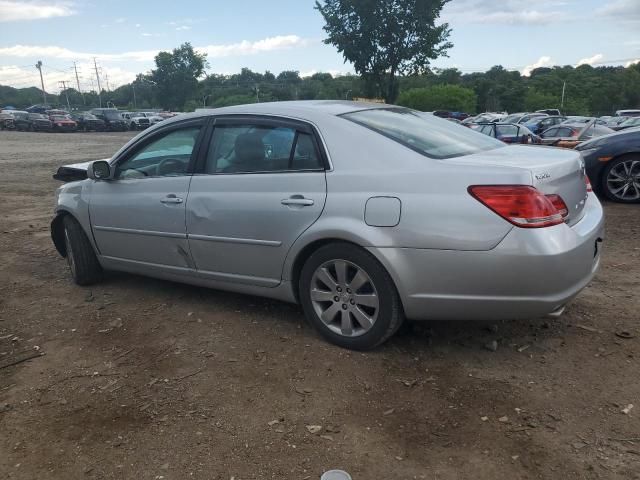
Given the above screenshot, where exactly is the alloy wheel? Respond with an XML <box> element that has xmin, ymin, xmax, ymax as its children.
<box><xmin>309</xmin><ymin>260</ymin><xmax>379</xmax><ymax>337</ymax></box>
<box><xmin>607</xmin><ymin>159</ymin><xmax>640</xmax><ymax>201</ymax></box>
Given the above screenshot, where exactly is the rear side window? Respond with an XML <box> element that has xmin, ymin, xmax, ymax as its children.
<box><xmin>341</xmin><ymin>108</ymin><xmax>504</xmax><ymax>159</ymax></box>
<box><xmin>205</xmin><ymin>124</ymin><xmax>323</xmax><ymax>173</ymax></box>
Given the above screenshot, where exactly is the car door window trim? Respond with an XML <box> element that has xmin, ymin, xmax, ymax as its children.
<box><xmin>110</xmin><ymin>119</ymin><xmax>207</xmax><ymax>175</ymax></box>
<box><xmin>193</xmin><ymin>114</ymin><xmax>330</xmax><ymax>174</ymax></box>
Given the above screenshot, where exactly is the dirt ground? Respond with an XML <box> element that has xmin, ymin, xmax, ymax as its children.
<box><xmin>0</xmin><ymin>130</ymin><xmax>638</xmax><ymax>480</ymax></box>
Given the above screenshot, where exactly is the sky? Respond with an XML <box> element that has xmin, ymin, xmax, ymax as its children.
<box><xmin>0</xmin><ymin>0</ymin><xmax>639</xmax><ymax>94</ymax></box>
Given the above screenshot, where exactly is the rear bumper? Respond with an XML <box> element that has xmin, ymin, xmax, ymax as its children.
<box><xmin>370</xmin><ymin>193</ymin><xmax>604</xmax><ymax>321</ymax></box>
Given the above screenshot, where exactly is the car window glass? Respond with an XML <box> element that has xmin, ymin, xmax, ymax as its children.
<box><xmin>556</xmin><ymin>127</ymin><xmax>572</xmax><ymax>137</ymax></box>
<box><xmin>543</xmin><ymin>128</ymin><xmax>558</xmax><ymax>137</ymax></box>
<box><xmin>205</xmin><ymin>124</ymin><xmax>321</xmax><ymax>173</ymax></box>
<box><xmin>496</xmin><ymin>125</ymin><xmax>518</xmax><ymax>137</ymax></box>
<box><xmin>115</xmin><ymin>127</ymin><xmax>200</xmax><ymax>179</ymax></box>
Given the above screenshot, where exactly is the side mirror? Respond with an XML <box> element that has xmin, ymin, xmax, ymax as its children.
<box><xmin>87</xmin><ymin>160</ymin><xmax>112</xmax><ymax>180</ymax></box>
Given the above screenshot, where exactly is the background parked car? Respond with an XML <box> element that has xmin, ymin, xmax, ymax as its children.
<box><xmin>540</xmin><ymin>121</ymin><xmax>614</xmax><ymax>148</ymax></box>
<box><xmin>0</xmin><ymin>111</ymin><xmax>16</xmax><ymax>130</ymax></box>
<box><xmin>576</xmin><ymin>128</ymin><xmax>640</xmax><ymax>203</ymax></box>
<box><xmin>611</xmin><ymin>116</ymin><xmax>640</xmax><ymax>131</ymax></box>
<box><xmin>27</xmin><ymin>113</ymin><xmax>53</xmax><ymax>131</ymax></box>
<box><xmin>49</xmin><ymin>114</ymin><xmax>77</xmax><ymax>132</ymax></box>
<box><xmin>90</xmin><ymin>108</ymin><xmax>128</xmax><ymax>131</ymax></box>
<box><xmin>501</xmin><ymin>112</ymin><xmax>548</xmax><ymax>124</ymax></box>
<box><xmin>121</xmin><ymin>112</ymin><xmax>151</xmax><ymax>130</ymax></box>
<box><xmin>524</xmin><ymin>115</ymin><xmax>567</xmax><ymax>135</ymax></box>
<box><xmin>9</xmin><ymin>111</ymin><xmax>31</xmax><ymax>131</ymax></box>
<box><xmin>71</xmin><ymin>113</ymin><xmax>106</xmax><ymax>132</ymax></box>
<box><xmin>536</xmin><ymin>109</ymin><xmax>562</xmax><ymax>116</ymax></box>
<box><xmin>606</xmin><ymin>116</ymin><xmax>629</xmax><ymax>128</ymax></box>
<box><xmin>615</xmin><ymin>109</ymin><xmax>640</xmax><ymax>117</ymax></box>
<box><xmin>473</xmin><ymin>123</ymin><xmax>541</xmax><ymax>144</ymax></box>
<box><xmin>136</xmin><ymin>111</ymin><xmax>165</xmax><ymax>126</ymax></box>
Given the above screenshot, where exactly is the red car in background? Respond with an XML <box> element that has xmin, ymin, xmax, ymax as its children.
<box><xmin>48</xmin><ymin>114</ymin><xmax>77</xmax><ymax>132</ymax></box>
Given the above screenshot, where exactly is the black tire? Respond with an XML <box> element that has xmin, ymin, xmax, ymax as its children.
<box><xmin>62</xmin><ymin>216</ymin><xmax>103</xmax><ymax>285</ymax></box>
<box><xmin>299</xmin><ymin>242</ymin><xmax>404</xmax><ymax>350</ymax></box>
<box><xmin>601</xmin><ymin>155</ymin><xmax>640</xmax><ymax>204</ymax></box>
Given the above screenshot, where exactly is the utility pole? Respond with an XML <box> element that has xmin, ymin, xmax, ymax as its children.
<box><xmin>104</xmin><ymin>72</ymin><xmax>111</xmax><ymax>92</ymax></box>
<box><xmin>35</xmin><ymin>61</ymin><xmax>47</xmax><ymax>106</ymax></box>
<box><xmin>93</xmin><ymin>57</ymin><xmax>102</xmax><ymax>107</ymax></box>
<box><xmin>255</xmin><ymin>85</ymin><xmax>260</xmax><ymax>103</ymax></box>
<box><xmin>561</xmin><ymin>81</ymin><xmax>566</xmax><ymax>111</ymax></box>
<box><xmin>73</xmin><ymin>61</ymin><xmax>85</xmax><ymax>105</ymax></box>
<box><xmin>132</xmin><ymin>84</ymin><xmax>137</xmax><ymax>110</ymax></box>
<box><xmin>59</xmin><ymin>80</ymin><xmax>71</xmax><ymax>111</ymax></box>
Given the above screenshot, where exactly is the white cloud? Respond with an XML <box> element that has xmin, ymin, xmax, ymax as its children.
<box><xmin>141</xmin><ymin>32</ymin><xmax>153</xmax><ymax>37</ymax></box>
<box><xmin>0</xmin><ymin>36</ymin><xmax>309</xmax><ymax>65</ymax></box>
<box><xmin>0</xmin><ymin>0</ymin><xmax>74</xmax><ymax>22</ymax></box>
<box><xmin>134</xmin><ymin>23</ymin><xmax>140</xmax><ymax>28</ymax></box>
<box><xmin>175</xmin><ymin>25</ymin><xmax>191</xmax><ymax>31</ymax></box>
<box><xmin>597</xmin><ymin>0</ymin><xmax>640</xmax><ymax>25</ymax></box>
<box><xmin>576</xmin><ymin>53</ymin><xmax>604</xmax><ymax>67</ymax></box>
<box><xmin>300</xmin><ymin>69</ymin><xmax>351</xmax><ymax>78</ymax></box>
<box><xmin>115</xmin><ymin>17</ymin><xmax>125</xmax><ymax>23</ymax></box>
<box><xmin>443</xmin><ymin>0</ymin><xmax>567</xmax><ymax>25</ymax></box>
<box><xmin>626</xmin><ymin>59</ymin><xmax>640</xmax><ymax>67</ymax></box>
<box><xmin>521</xmin><ymin>56</ymin><xmax>554</xmax><ymax>76</ymax></box>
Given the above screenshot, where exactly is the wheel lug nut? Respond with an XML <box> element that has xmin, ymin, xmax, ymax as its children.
<box><xmin>346</xmin><ymin>288</ymin><xmax>351</xmax><ymax>294</ymax></box>
<box><xmin>334</xmin><ymin>296</ymin><xmax>340</xmax><ymax>302</ymax></box>
<box><xmin>342</xmin><ymin>304</ymin><xmax>348</xmax><ymax>310</ymax></box>
<box><xmin>350</xmin><ymin>299</ymin><xmax>355</xmax><ymax>305</ymax></box>
<box><xmin>336</xmin><ymin>287</ymin><xmax>342</xmax><ymax>292</ymax></box>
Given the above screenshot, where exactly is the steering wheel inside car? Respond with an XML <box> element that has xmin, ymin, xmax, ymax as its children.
<box><xmin>157</xmin><ymin>158</ymin><xmax>186</xmax><ymax>176</ymax></box>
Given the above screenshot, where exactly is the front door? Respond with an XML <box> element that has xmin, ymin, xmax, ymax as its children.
<box><xmin>89</xmin><ymin>121</ymin><xmax>204</xmax><ymax>269</ymax></box>
<box><xmin>186</xmin><ymin>116</ymin><xmax>327</xmax><ymax>287</ymax></box>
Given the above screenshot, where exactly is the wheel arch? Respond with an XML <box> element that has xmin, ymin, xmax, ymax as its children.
<box><xmin>288</xmin><ymin>237</ymin><xmax>400</xmax><ymax>305</ymax></box>
<box><xmin>51</xmin><ymin>210</ymin><xmax>87</xmax><ymax>257</ymax></box>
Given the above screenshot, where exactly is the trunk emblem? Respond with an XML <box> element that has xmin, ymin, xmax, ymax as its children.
<box><xmin>535</xmin><ymin>172</ymin><xmax>551</xmax><ymax>180</ymax></box>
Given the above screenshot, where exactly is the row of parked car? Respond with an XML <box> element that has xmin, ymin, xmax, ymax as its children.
<box><xmin>454</xmin><ymin>109</ymin><xmax>640</xmax><ymax>204</ymax></box>
<box><xmin>0</xmin><ymin>106</ymin><xmax>178</xmax><ymax>133</ymax></box>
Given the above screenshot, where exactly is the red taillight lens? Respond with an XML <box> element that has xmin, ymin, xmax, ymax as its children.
<box><xmin>545</xmin><ymin>194</ymin><xmax>569</xmax><ymax>218</ymax></box>
<box><xmin>585</xmin><ymin>175</ymin><xmax>593</xmax><ymax>192</ymax></box>
<box><xmin>468</xmin><ymin>185</ymin><xmax>564</xmax><ymax>228</ymax></box>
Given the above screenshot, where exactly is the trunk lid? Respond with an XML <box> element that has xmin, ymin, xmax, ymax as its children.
<box><xmin>448</xmin><ymin>145</ymin><xmax>588</xmax><ymax>225</ymax></box>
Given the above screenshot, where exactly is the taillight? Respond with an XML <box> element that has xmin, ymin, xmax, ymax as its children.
<box><xmin>468</xmin><ymin>185</ymin><xmax>564</xmax><ymax>228</ymax></box>
<box><xmin>545</xmin><ymin>194</ymin><xmax>569</xmax><ymax>218</ymax></box>
<box><xmin>585</xmin><ymin>175</ymin><xmax>593</xmax><ymax>192</ymax></box>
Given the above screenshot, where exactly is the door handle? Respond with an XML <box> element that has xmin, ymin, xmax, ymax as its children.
<box><xmin>160</xmin><ymin>195</ymin><xmax>183</xmax><ymax>204</ymax></box>
<box><xmin>281</xmin><ymin>196</ymin><xmax>314</xmax><ymax>207</ymax></box>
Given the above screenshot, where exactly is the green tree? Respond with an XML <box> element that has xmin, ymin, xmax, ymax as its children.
<box><xmin>315</xmin><ymin>0</ymin><xmax>452</xmax><ymax>103</ymax></box>
<box><xmin>397</xmin><ymin>85</ymin><xmax>476</xmax><ymax>112</ymax></box>
<box><xmin>150</xmin><ymin>43</ymin><xmax>208</xmax><ymax>110</ymax></box>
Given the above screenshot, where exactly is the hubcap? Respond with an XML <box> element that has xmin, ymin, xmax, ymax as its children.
<box><xmin>309</xmin><ymin>260</ymin><xmax>379</xmax><ymax>337</ymax></box>
<box><xmin>64</xmin><ymin>229</ymin><xmax>77</xmax><ymax>277</ymax></box>
<box><xmin>607</xmin><ymin>159</ymin><xmax>640</xmax><ymax>201</ymax></box>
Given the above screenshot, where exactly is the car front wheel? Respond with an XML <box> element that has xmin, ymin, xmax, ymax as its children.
<box><xmin>602</xmin><ymin>155</ymin><xmax>640</xmax><ymax>203</ymax></box>
<box><xmin>63</xmin><ymin>216</ymin><xmax>103</xmax><ymax>285</ymax></box>
<box><xmin>299</xmin><ymin>242</ymin><xmax>404</xmax><ymax>350</ymax></box>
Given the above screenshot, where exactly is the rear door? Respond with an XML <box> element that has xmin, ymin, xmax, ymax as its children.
<box><xmin>186</xmin><ymin>116</ymin><xmax>328</xmax><ymax>287</ymax></box>
<box><xmin>89</xmin><ymin>119</ymin><xmax>205</xmax><ymax>269</ymax></box>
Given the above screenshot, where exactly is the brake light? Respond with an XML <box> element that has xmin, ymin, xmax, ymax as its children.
<box><xmin>468</xmin><ymin>185</ymin><xmax>564</xmax><ymax>228</ymax></box>
<box><xmin>585</xmin><ymin>175</ymin><xmax>593</xmax><ymax>192</ymax></box>
<box><xmin>545</xmin><ymin>194</ymin><xmax>569</xmax><ymax>218</ymax></box>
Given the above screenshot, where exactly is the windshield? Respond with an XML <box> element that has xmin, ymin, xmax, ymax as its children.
<box><xmin>501</xmin><ymin>114</ymin><xmax>522</xmax><ymax>123</ymax></box>
<box><xmin>51</xmin><ymin>115</ymin><xmax>69</xmax><ymax>121</ymax></box>
<box><xmin>83</xmin><ymin>114</ymin><xmax>98</xmax><ymax>120</ymax></box>
<box><xmin>103</xmin><ymin>111</ymin><xmax>121</xmax><ymax>120</ymax></box>
<box><xmin>342</xmin><ymin>108</ymin><xmax>504</xmax><ymax>159</ymax></box>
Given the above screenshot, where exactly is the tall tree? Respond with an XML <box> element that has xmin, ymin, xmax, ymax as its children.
<box><xmin>150</xmin><ymin>43</ymin><xmax>208</xmax><ymax>110</ymax></box>
<box><xmin>315</xmin><ymin>0</ymin><xmax>452</xmax><ymax>103</ymax></box>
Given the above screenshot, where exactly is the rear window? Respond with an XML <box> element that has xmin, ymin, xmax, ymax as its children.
<box><xmin>341</xmin><ymin>108</ymin><xmax>504</xmax><ymax>159</ymax></box>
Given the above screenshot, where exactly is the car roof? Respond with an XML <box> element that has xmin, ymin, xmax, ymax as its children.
<box><xmin>189</xmin><ymin>100</ymin><xmax>389</xmax><ymax>121</ymax></box>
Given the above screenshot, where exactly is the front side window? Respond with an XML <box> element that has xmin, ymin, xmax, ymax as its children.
<box><xmin>342</xmin><ymin>108</ymin><xmax>504</xmax><ymax>159</ymax></box>
<box><xmin>116</xmin><ymin>127</ymin><xmax>201</xmax><ymax>179</ymax></box>
<box><xmin>204</xmin><ymin>123</ymin><xmax>322</xmax><ymax>173</ymax></box>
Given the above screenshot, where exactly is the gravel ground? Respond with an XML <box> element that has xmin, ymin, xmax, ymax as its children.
<box><xmin>0</xmin><ymin>130</ymin><xmax>639</xmax><ymax>480</ymax></box>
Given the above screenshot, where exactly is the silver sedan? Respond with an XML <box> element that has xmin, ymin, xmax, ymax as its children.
<box><xmin>51</xmin><ymin>101</ymin><xmax>604</xmax><ymax>350</ymax></box>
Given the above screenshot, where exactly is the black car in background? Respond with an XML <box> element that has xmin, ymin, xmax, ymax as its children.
<box><xmin>575</xmin><ymin>128</ymin><xmax>640</xmax><ymax>203</ymax></box>
<box><xmin>27</xmin><ymin>113</ymin><xmax>53</xmax><ymax>131</ymax></box>
<box><xmin>10</xmin><ymin>111</ymin><xmax>31</xmax><ymax>130</ymax></box>
<box><xmin>89</xmin><ymin>108</ymin><xmax>127</xmax><ymax>131</ymax></box>
<box><xmin>71</xmin><ymin>113</ymin><xmax>106</xmax><ymax>132</ymax></box>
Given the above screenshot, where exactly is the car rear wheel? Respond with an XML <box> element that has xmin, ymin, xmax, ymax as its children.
<box><xmin>299</xmin><ymin>242</ymin><xmax>404</xmax><ymax>350</ymax></box>
<box><xmin>63</xmin><ymin>216</ymin><xmax>103</xmax><ymax>285</ymax></box>
<box><xmin>602</xmin><ymin>155</ymin><xmax>640</xmax><ymax>203</ymax></box>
